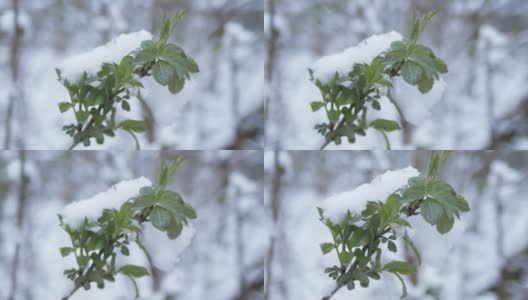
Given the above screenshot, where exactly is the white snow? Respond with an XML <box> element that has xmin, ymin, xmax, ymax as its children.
<box><xmin>319</xmin><ymin>166</ymin><xmax>419</xmax><ymax>222</ymax></box>
<box><xmin>142</xmin><ymin>222</ymin><xmax>195</xmax><ymax>271</ymax></box>
<box><xmin>58</xmin><ymin>30</ymin><xmax>152</xmax><ymax>82</ymax></box>
<box><xmin>480</xmin><ymin>24</ymin><xmax>508</xmax><ymax>47</ymax></box>
<box><xmin>392</xmin><ymin>77</ymin><xmax>447</xmax><ymax>126</ymax></box>
<box><xmin>311</xmin><ymin>31</ymin><xmax>403</xmax><ymax>83</ymax></box>
<box><xmin>491</xmin><ymin>161</ymin><xmax>522</xmax><ymax>182</ymax></box>
<box><xmin>60</xmin><ymin>177</ymin><xmax>152</xmax><ymax>228</ymax></box>
<box><xmin>225</xmin><ymin>22</ymin><xmax>254</xmax><ymax>43</ymax></box>
<box><xmin>6</xmin><ymin>159</ymin><xmax>38</xmax><ymax>181</ymax></box>
<box><xmin>0</xmin><ymin>10</ymin><xmax>31</xmax><ymax>34</ymax></box>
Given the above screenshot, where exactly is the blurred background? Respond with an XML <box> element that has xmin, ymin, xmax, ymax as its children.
<box><xmin>0</xmin><ymin>0</ymin><xmax>263</xmax><ymax>150</ymax></box>
<box><xmin>0</xmin><ymin>150</ymin><xmax>265</xmax><ymax>300</ymax></box>
<box><xmin>265</xmin><ymin>0</ymin><xmax>528</xmax><ymax>150</ymax></box>
<box><xmin>264</xmin><ymin>150</ymin><xmax>528</xmax><ymax>300</ymax></box>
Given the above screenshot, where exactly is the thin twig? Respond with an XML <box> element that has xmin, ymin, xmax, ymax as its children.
<box><xmin>61</xmin><ymin>206</ymin><xmax>153</xmax><ymax>299</ymax></box>
<box><xmin>68</xmin><ymin>63</ymin><xmax>153</xmax><ymax>150</ymax></box>
<box><xmin>321</xmin><ymin>208</ymin><xmax>421</xmax><ymax>300</ymax></box>
<box><xmin>319</xmin><ymin>63</ymin><xmax>403</xmax><ymax>150</ymax></box>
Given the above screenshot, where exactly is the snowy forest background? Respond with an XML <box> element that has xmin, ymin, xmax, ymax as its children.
<box><xmin>265</xmin><ymin>151</ymin><xmax>528</xmax><ymax>300</ymax></box>
<box><xmin>265</xmin><ymin>0</ymin><xmax>528</xmax><ymax>150</ymax></box>
<box><xmin>0</xmin><ymin>0</ymin><xmax>263</xmax><ymax>150</ymax></box>
<box><xmin>0</xmin><ymin>150</ymin><xmax>265</xmax><ymax>300</ymax></box>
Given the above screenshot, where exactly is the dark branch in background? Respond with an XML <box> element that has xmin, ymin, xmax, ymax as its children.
<box><xmin>3</xmin><ymin>0</ymin><xmax>23</xmax><ymax>150</ymax></box>
<box><xmin>264</xmin><ymin>150</ymin><xmax>284</xmax><ymax>300</ymax></box>
<box><xmin>225</xmin><ymin>104</ymin><xmax>264</xmax><ymax>150</ymax></box>
<box><xmin>7</xmin><ymin>150</ymin><xmax>28</xmax><ymax>300</ymax></box>
<box><xmin>487</xmin><ymin>95</ymin><xmax>528</xmax><ymax>149</ymax></box>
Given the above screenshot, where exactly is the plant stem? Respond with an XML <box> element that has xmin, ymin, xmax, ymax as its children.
<box><xmin>68</xmin><ymin>63</ymin><xmax>153</xmax><ymax>150</ymax></box>
<box><xmin>319</xmin><ymin>64</ymin><xmax>403</xmax><ymax>150</ymax></box>
<box><xmin>321</xmin><ymin>204</ymin><xmax>422</xmax><ymax>300</ymax></box>
<box><xmin>62</xmin><ymin>206</ymin><xmax>153</xmax><ymax>299</ymax></box>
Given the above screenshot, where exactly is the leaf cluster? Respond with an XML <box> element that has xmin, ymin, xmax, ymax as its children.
<box><xmin>311</xmin><ymin>58</ymin><xmax>399</xmax><ymax>147</ymax></box>
<box><xmin>128</xmin><ymin>158</ymin><xmax>197</xmax><ymax>239</ymax></box>
<box><xmin>318</xmin><ymin>173</ymin><xmax>468</xmax><ymax>298</ymax></box>
<box><xmin>57</xmin><ymin>11</ymin><xmax>198</xmax><ymax>149</ymax></box>
<box><xmin>59</xmin><ymin>159</ymin><xmax>196</xmax><ymax>299</ymax></box>
<box><xmin>310</xmin><ymin>11</ymin><xmax>447</xmax><ymax>149</ymax></box>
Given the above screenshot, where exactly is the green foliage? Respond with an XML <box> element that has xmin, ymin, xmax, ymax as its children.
<box><xmin>57</xmin><ymin>11</ymin><xmax>198</xmax><ymax>149</ymax></box>
<box><xmin>318</xmin><ymin>152</ymin><xmax>468</xmax><ymax>299</ymax></box>
<box><xmin>311</xmin><ymin>11</ymin><xmax>447</xmax><ymax>149</ymax></box>
<box><xmin>59</xmin><ymin>158</ymin><xmax>196</xmax><ymax>299</ymax></box>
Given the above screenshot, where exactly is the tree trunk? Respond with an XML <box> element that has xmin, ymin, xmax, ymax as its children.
<box><xmin>7</xmin><ymin>150</ymin><xmax>29</xmax><ymax>300</ymax></box>
<box><xmin>229</xmin><ymin>37</ymin><xmax>242</xmax><ymax>149</ymax></box>
<box><xmin>485</xmin><ymin>42</ymin><xmax>496</xmax><ymax>147</ymax></box>
<box><xmin>3</xmin><ymin>0</ymin><xmax>23</xmax><ymax>149</ymax></box>
<box><xmin>142</xmin><ymin>0</ymin><xmax>158</xmax><ymax>144</ymax></box>
<box><xmin>264</xmin><ymin>0</ymin><xmax>278</xmax><ymax>124</ymax></box>
<box><xmin>264</xmin><ymin>150</ymin><xmax>283</xmax><ymax>300</ymax></box>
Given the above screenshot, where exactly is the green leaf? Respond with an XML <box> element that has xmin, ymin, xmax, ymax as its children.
<box><xmin>141</xmin><ymin>40</ymin><xmax>157</xmax><ymax>51</ymax></box>
<box><xmin>371</xmin><ymin>99</ymin><xmax>381</xmax><ymax>110</ymax></box>
<box><xmin>408</xmin><ymin>45</ymin><xmax>438</xmax><ymax>79</ymax></box>
<box><xmin>402</xmin><ymin>185</ymin><xmax>426</xmax><ymax>202</ymax></box>
<box><xmin>383</xmin><ymin>261</ymin><xmax>415</xmax><ymax>275</ymax></box>
<box><xmin>76</xmin><ymin>255</ymin><xmax>90</xmax><ymax>267</ymax></box>
<box><xmin>455</xmin><ymin>195</ymin><xmax>470</xmax><ymax>212</ymax></box>
<box><xmin>421</xmin><ymin>198</ymin><xmax>443</xmax><ymax>224</ymax></box>
<box><xmin>436</xmin><ymin>212</ymin><xmax>454</xmax><ymax>234</ymax></box>
<box><xmin>428</xmin><ymin>181</ymin><xmax>458</xmax><ymax>213</ymax></box>
<box><xmin>168</xmin><ymin>77</ymin><xmax>185</xmax><ymax>94</ymax></box>
<box><xmin>327</xmin><ymin>110</ymin><xmax>340</xmax><ymax>122</ymax></box>
<box><xmin>391</xmin><ymin>41</ymin><xmax>406</xmax><ymax>51</ymax></box>
<box><xmin>388</xmin><ymin>240</ymin><xmax>397</xmax><ymax>252</ymax></box>
<box><xmin>434</xmin><ymin>57</ymin><xmax>448</xmax><ymax>73</ymax></box>
<box><xmin>159</xmin><ymin>44</ymin><xmax>199</xmax><ymax>78</ymax></box>
<box><xmin>130</xmin><ymin>195</ymin><xmax>155</xmax><ymax>211</ymax></box>
<box><xmin>120</xmin><ymin>245</ymin><xmax>130</xmax><ymax>256</ymax></box>
<box><xmin>118</xmin><ymin>119</ymin><xmax>147</xmax><ymax>133</ymax></box>
<box><xmin>158</xmin><ymin>191</ymin><xmax>196</xmax><ymax>220</ymax></box>
<box><xmin>58</xmin><ymin>102</ymin><xmax>72</xmax><ymax>113</ymax></box>
<box><xmin>417</xmin><ymin>76</ymin><xmax>434</xmax><ymax>93</ymax></box>
<box><xmin>150</xmin><ymin>206</ymin><xmax>172</xmax><ymax>231</ymax></box>
<box><xmin>118</xmin><ymin>264</ymin><xmax>149</xmax><ymax>278</ymax></box>
<box><xmin>121</xmin><ymin>100</ymin><xmax>131</xmax><ymax>111</ymax></box>
<box><xmin>60</xmin><ymin>247</ymin><xmax>74</xmax><ymax>257</ymax></box>
<box><xmin>166</xmin><ymin>219</ymin><xmax>183</xmax><ymax>239</ymax></box>
<box><xmin>338</xmin><ymin>252</ymin><xmax>353</xmax><ymax>265</ymax></box>
<box><xmin>153</xmin><ymin>61</ymin><xmax>175</xmax><ymax>86</ymax></box>
<box><xmin>402</xmin><ymin>60</ymin><xmax>423</xmax><ymax>85</ymax></box>
<box><xmin>348</xmin><ymin>227</ymin><xmax>369</xmax><ymax>248</ymax></box>
<box><xmin>140</xmin><ymin>186</ymin><xmax>154</xmax><ymax>195</ymax></box>
<box><xmin>310</xmin><ymin>101</ymin><xmax>325</xmax><ymax>112</ymax></box>
<box><xmin>75</xmin><ymin>111</ymin><xmax>90</xmax><ymax>123</ymax></box>
<box><xmin>320</xmin><ymin>243</ymin><xmax>335</xmax><ymax>254</ymax></box>
<box><xmin>369</xmin><ymin>119</ymin><xmax>400</xmax><ymax>132</ymax></box>
<box><xmin>134</xmin><ymin>49</ymin><xmax>158</xmax><ymax>65</ymax></box>
<box><xmin>383</xmin><ymin>49</ymin><xmax>407</xmax><ymax>65</ymax></box>
<box><xmin>408</xmin><ymin>177</ymin><xmax>425</xmax><ymax>187</ymax></box>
